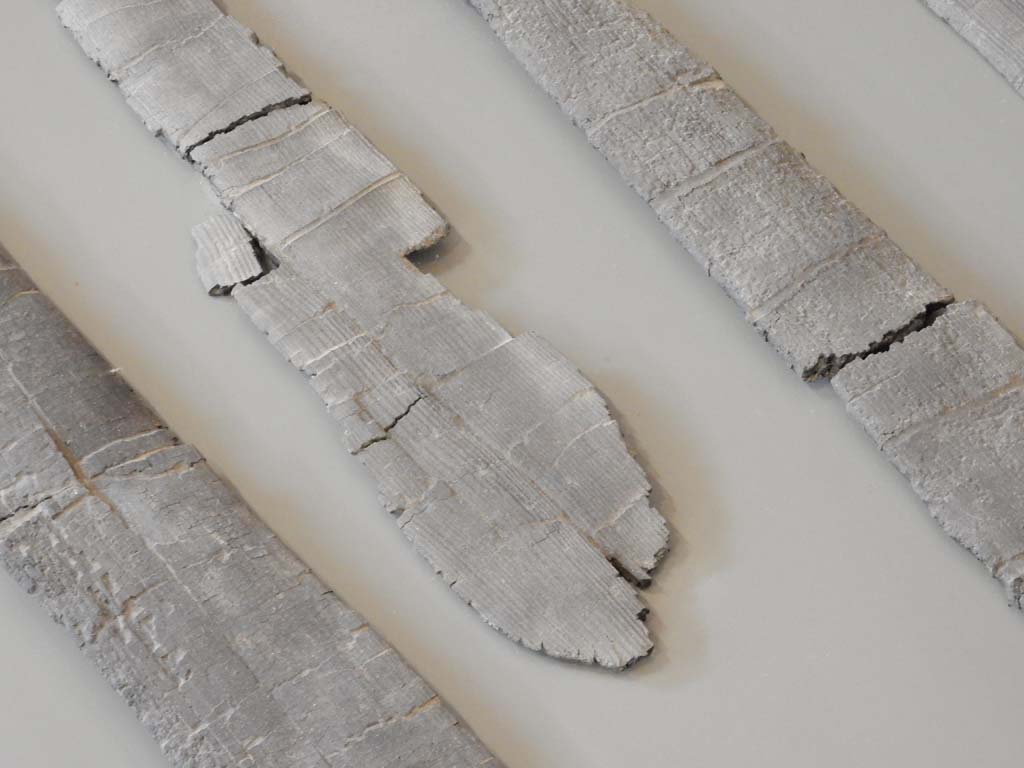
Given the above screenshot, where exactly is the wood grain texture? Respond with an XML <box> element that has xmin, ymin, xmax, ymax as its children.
<box><xmin>0</xmin><ymin>246</ymin><xmax>500</xmax><ymax>768</ymax></box>
<box><xmin>57</xmin><ymin>0</ymin><xmax>309</xmax><ymax>154</ymax></box>
<box><xmin>59</xmin><ymin>0</ymin><xmax>665</xmax><ymax>668</ymax></box>
<box><xmin>833</xmin><ymin>302</ymin><xmax>1024</xmax><ymax>607</ymax></box>
<box><xmin>192</xmin><ymin>213</ymin><xmax>264</xmax><ymax>295</ymax></box>
<box><xmin>468</xmin><ymin>0</ymin><xmax>953</xmax><ymax>379</ymax></box>
<box><xmin>923</xmin><ymin>0</ymin><xmax>1024</xmax><ymax>95</ymax></box>
<box><xmin>196</xmin><ymin>105</ymin><xmax>657</xmax><ymax>667</ymax></box>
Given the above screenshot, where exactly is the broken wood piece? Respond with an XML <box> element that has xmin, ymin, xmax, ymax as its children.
<box><xmin>230</xmin><ymin>262</ymin><xmax>656</xmax><ymax>668</ymax></box>
<box><xmin>0</xmin><ymin>250</ymin><xmax>501</xmax><ymax>768</ymax></box>
<box><xmin>196</xmin><ymin>101</ymin><xmax>661</xmax><ymax>663</ymax></box>
<box><xmin>191</xmin><ymin>101</ymin><xmax>668</xmax><ymax>586</ymax></box>
<box><xmin>192</xmin><ymin>212</ymin><xmax>264</xmax><ymax>295</ymax></box>
<box><xmin>833</xmin><ymin>302</ymin><xmax>1024</xmax><ymax>607</ymax></box>
<box><xmin>922</xmin><ymin>0</ymin><xmax>1024</xmax><ymax>96</ymax></box>
<box><xmin>468</xmin><ymin>0</ymin><xmax>953</xmax><ymax>379</ymax></box>
<box><xmin>60</xmin><ymin>0</ymin><xmax>666</xmax><ymax>667</ymax></box>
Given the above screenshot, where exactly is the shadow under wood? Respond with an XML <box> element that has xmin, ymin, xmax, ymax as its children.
<box><xmin>593</xmin><ymin>370</ymin><xmax>730</xmax><ymax>687</ymax></box>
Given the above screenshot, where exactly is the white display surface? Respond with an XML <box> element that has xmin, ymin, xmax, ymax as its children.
<box><xmin>1</xmin><ymin>1</ymin><xmax>1022</xmax><ymax>765</ymax></box>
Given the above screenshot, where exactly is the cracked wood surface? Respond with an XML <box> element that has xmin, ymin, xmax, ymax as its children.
<box><xmin>833</xmin><ymin>302</ymin><xmax>1024</xmax><ymax>608</ymax></box>
<box><xmin>57</xmin><ymin>0</ymin><xmax>309</xmax><ymax>154</ymax></box>
<box><xmin>923</xmin><ymin>0</ymin><xmax>1024</xmax><ymax>96</ymax></box>
<box><xmin>0</xmin><ymin>246</ymin><xmax>500</xmax><ymax>768</ymax></box>
<box><xmin>192</xmin><ymin>213</ymin><xmax>265</xmax><ymax>295</ymax></box>
<box><xmin>58</xmin><ymin>0</ymin><xmax>665</xmax><ymax>668</ymax></box>
<box><xmin>468</xmin><ymin>0</ymin><xmax>953</xmax><ymax>380</ymax></box>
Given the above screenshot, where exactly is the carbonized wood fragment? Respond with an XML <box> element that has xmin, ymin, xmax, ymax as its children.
<box><xmin>833</xmin><ymin>302</ymin><xmax>1024</xmax><ymax>606</ymax></box>
<box><xmin>923</xmin><ymin>0</ymin><xmax>1024</xmax><ymax>96</ymax></box>
<box><xmin>57</xmin><ymin>0</ymin><xmax>309</xmax><ymax>153</ymax></box>
<box><xmin>468</xmin><ymin>0</ymin><xmax>953</xmax><ymax>379</ymax></box>
<box><xmin>192</xmin><ymin>213</ymin><xmax>264</xmax><ymax>295</ymax></box>
<box><xmin>59</xmin><ymin>0</ymin><xmax>667</xmax><ymax>667</ymax></box>
<box><xmin>0</xmin><ymin>251</ymin><xmax>501</xmax><ymax>768</ymax></box>
<box><xmin>233</xmin><ymin>265</ymin><xmax>655</xmax><ymax>667</ymax></box>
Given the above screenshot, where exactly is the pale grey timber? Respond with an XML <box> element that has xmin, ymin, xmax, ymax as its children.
<box><xmin>60</xmin><ymin>0</ymin><xmax>664</xmax><ymax>668</ymax></box>
<box><xmin>923</xmin><ymin>0</ymin><xmax>1024</xmax><ymax>96</ymax></box>
<box><xmin>192</xmin><ymin>213</ymin><xmax>265</xmax><ymax>295</ymax></box>
<box><xmin>0</xmin><ymin>246</ymin><xmax>501</xmax><ymax>768</ymax></box>
<box><xmin>467</xmin><ymin>0</ymin><xmax>953</xmax><ymax>380</ymax></box>
<box><xmin>834</xmin><ymin>302</ymin><xmax>1024</xmax><ymax>608</ymax></box>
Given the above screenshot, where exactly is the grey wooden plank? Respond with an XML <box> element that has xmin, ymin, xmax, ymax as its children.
<box><xmin>468</xmin><ymin>0</ymin><xmax>952</xmax><ymax>379</ymax></box>
<box><xmin>60</xmin><ymin>0</ymin><xmax>665</xmax><ymax>667</ymax></box>
<box><xmin>923</xmin><ymin>0</ymin><xmax>1024</xmax><ymax>95</ymax></box>
<box><xmin>833</xmin><ymin>302</ymin><xmax>1024</xmax><ymax>607</ymax></box>
<box><xmin>0</xmin><ymin>246</ymin><xmax>501</xmax><ymax>768</ymax></box>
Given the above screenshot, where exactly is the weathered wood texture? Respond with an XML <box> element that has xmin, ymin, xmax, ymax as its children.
<box><xmin>0</xmin><ymin>246</ymin><xmax>500</xmax><ymax>768</ymax></box>
<box><xmin>192</xmin><ymin>213</ymin><xmax>265</xmax><ymax>295</ymax></box>
<box><xmin>923</xmin><ymin>0</ymin><xmax>1024</xmax><ymax>95</ymax></box>
<box><xmin>470</xmin><ymin>0</ymin><xmax>1024</xmax><ymax>610</ymax></box>
<box><xmin>57</xmin><ymin>0</ymin><xmax>309</xmax><ymax>154</ymax></box>
<box><xmin>834</xmin><ymin>302</ymin><xmax>1024</xmax><ymax>607</ymax></box>
<box><xmin>468</xmin><ymin>0</ymin><xmax>953</xmax><ymax>379</ymax></box>
<box><xmin>59</xmin><ymin>0</ymin><xmax>665</xmax><ymax>667</ymax></box>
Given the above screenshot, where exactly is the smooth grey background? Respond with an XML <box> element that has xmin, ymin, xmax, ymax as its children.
<box><xmin>2</xmin><ymin>1</ymin><xmax>1022</xmax><ymax>765</ymax></box>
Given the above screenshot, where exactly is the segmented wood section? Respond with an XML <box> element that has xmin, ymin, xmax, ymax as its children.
<box><xmin>0</xmin><ymin>246</ymin><xmax>500</xmax><ymax>768</ymax></box>
<box><xmin>58</xmin><ymin>0</ymin><xmax>309</xmax><ymax>153</ymax></box>
<box><xmin>468</xmin><ymin>0</ymin><xmax>952</xmax><ymax>379</ymax></box>
<box><xmin>834</xmin><ymin>302</ymin><xmax>1024</xmax><ymax>607</ymax></box>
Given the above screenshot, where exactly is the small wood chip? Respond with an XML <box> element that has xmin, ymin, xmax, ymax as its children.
<box><xmin>192</xmin><ymin>213</ymin><xmax>264</xmax><ymax>295</ymax></box>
